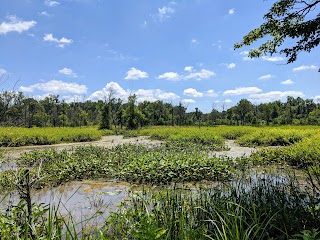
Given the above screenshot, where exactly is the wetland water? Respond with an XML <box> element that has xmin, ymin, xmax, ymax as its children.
<box><xmin>0</xmin><ymin>136</ymin><xmax>301</xmax><ymax>227</ymax></box>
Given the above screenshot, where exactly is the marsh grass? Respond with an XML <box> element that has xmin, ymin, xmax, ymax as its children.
<box><xmin>0</xmin><ymin>126</ymin><xmax>112</xmax><ymax>147</ymax></box>
<box><xmin>103</xmin><ymin>170</ymin><xmax>320</xmax><ymax>239</ymax></box>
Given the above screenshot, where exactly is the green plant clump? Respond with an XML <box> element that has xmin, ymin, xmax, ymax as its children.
<box><xmin>103</xmin><ymin>172</ymin><xmax>320</xmax><ymax>239</ymax></box>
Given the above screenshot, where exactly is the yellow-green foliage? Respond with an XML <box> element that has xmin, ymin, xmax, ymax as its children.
<box><xmin>236</xmin><ymin>126</ymin><xmax>319</xmax><ymax>146</ymax></box>
<box><xmin>251</xmin><ymin>133</ymin><xmax>320</xmax><ymax>167</ymax></box>
<box><xmin>131</xmin><ymin>126</ymin><xmax>320</xmax><ymax>147</ymax></box>
<box><xmin>135</xmin><ymin>126</ymin><xmax>254</xmax><ymax>143</ymax></box>
<box><xmin>0</xmin><ymin>127</ymin><xmax>111</xmax><ymax>147</ymax></box>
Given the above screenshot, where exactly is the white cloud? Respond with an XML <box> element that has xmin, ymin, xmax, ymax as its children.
<box><xmin>314</xmin><ymin>96</ymin><xmax>320</xmax><ymax>103</ymax></box>
<box><xmin>191</xmin><ymin>38</ymin><xmax>199</xmax><ymax>45</ymax></box>
<box><xmin>88</xmin><ymin>81</ymin><xmax>179</xmax><ymax>102</ymax></box>
<box><xmin>228</xmin><ymin>8</ymin><xmax>235</xmax><ymax>14</ymax></box>
<box><xmin>88</xmin><ymin>82</ymin><xmax>128</xmax><ymax>101</ymax></box>
<box><xmin>0</xmin><ymin>16</ymin><xmax>36</xmax><ymax>35</ymax></box>
<box><xmin>240</xmin><ymin>51</ymin><xmax>249</xmax><ymax>55</ymax></box>
<box><xmin>258</xmin><ymin>74</ymin><xmax>273</xmax><ymax>80</ymax></box>
<box><xmin>61</xmin><ymin>95</ymin><xmax>83</xmax><ymax>103</ymax></box>
<box><xmin>223</xmin><ymin>87</ymin><xmax>262</xmax><ymax>96</ymax></box>
<box><xmin>281</xmin><ymin>79</ymin><xmax>294</xmax><ymax>85</ymax></box>
<box><xmin>181</xmin><ymin>99</ymin><xmax>195</xmax><ymax>104</ymax></box>
<box><xmin>205</xmin><ymin>90</ymin><xmax>218</xmax><ymax>97</ymax></box>
<box><xmin>158</xmin><ymin>6</ymin><xmax>175</xmax><ymax>21</ymax></box>
<box><xmin>226</xmin><ymin>63</ymin><xmax>236</xmax><ymax>69</ymax></box>
<box><xmin>183</xmin><ymin>88</ymin><xmax>203</xmax><ymax>98</ymax></box>
<box><xmin>224</xmin><ymin>99</ymin><xmax>232</xmax><ymax>103</ymax></box>
<box><xmin>19</xmin><ymin>80</ymin><xmax>87</xmax><ymax>94</ymax></box>
<box><xmin>293</xmin><ymin>65</ymin><xmax>318</xmax><ymax>71</ymax></box>
<box><xmin>158</xmin><ymin>68</ymin><xmax>215</xmax><ymax>81</ymax></box>
<box><xmin>154</xmin><ymin>90</ymin><xmax>179</xmax><ymax>100</ymax></box>
<box><xmin>43</xmin><ymin>33</ymin><xmax>73</xmax><ymax>48</ymax></box>
<box><xmin>249</xmin><ymin>91</ymin><xmax>304</xmax><ymax>103</ymax></box>
<box><xmin>239</xmin><ymin>51</ymin><xmax>254</xmax><ymax>61</ymax></box>
<box><xmin>0</xmin><ymin>68</ymin><xmax>7</xmax><ymax>75</ymax></box>
<box><xmin>184</xmin><ymin>69</ymin><xmax>215</xmax><ymax>80</ymax></box>
<box><xmin>158</xmin><ymin>72</ymin><xmax>181</xmax><ymax>81</ymax></box>
<box><xmin>45</xmin><ymin>0</ymin><xmax>60</xmax><ymax>7</ymax></box>
<box><xmin>58</xmin><ymin>68</ymin><xmax>77</xmax><ymax>77</ymax></box>
<box><xmin>125</xmin><ymin>67</ymin><xmax>148</xmax><ymax>80</ymax></box>
<box><xmin>262</xmin><ymin>56</ymin><xmax>284</xmax><ymax>62</ymax></box>
<box><xmin>38</xmin><ymin>11</ymin><xmax>51</xmax><ymax>16</ymax></box>
<box><xmin>135</xmin><ymin>89</ymin><xmax>180</xmax><ymax>102</ymax></box>
<box><xmin>184</xmin><ymin>66</ymin><xmax>194</xmax><ymax>72</ymax></box>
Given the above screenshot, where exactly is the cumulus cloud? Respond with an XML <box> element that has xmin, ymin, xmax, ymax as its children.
<box><xmin>61</xmin><ymin>95</ymin><xmax>83</xmax><ymax>103</ymax></box>
<box><xmin>314</xmin><ymin>96</ymin><xmax>320</xmax><ymax>103</ymax></box>
<box><xmin>43</xmin><ymin>33</ymin><xmax>73</xmax><ymax>48</ymax></box>
<box><xmin>45</xmin><ymin>0</ymin><xmax>60</xmax><ymax>7</ymax></box>
<box><xmin>228</xmin><ymin>8</ymin><xmax>235</xmax><ymax>14</ymax></box>
<box><xmin>249</xmin><ymin>91</ymin><xmax>304</xmax><ymax>103</ymax></box>
<box><xmin>181</xmin><ymin>99</ymin><xmax>195</xmax><ymax>104</ymax></box>
<box><xmin>226</xmin><ymin>63</ymin><xmax>236</xmax><ymax>69</ymax></box>
<box><xmin>19</xmin><ymin>80</ymin><xmax>87</xmax><ymax>94</ymax></box>
<box><xmin>223</xmin><ymin>87</ymin><xmax>262</xmax><ymax>96</ymax></box>
<box><xmin>183</xmin><ymin>88</ymin><xmax>203</xmax><ymax>98</ymax></box>
<box><xmin>293</xmin><ymin>65</ymin><xmax>318</xmax><ymax>71</ymax></box>
<box><xmin>158</xmin><ymin>72</ymin><xmax>181</xmax><ymax>81</ymax></box>
<box><xmin>88</xmin><ymin>81</ymin><xmax>179</xmax><ymax>102</ymax></box>
<box><xmin>0</xmin><ymin>68</ymin><xmax>7</xmax><ymax>75</ymax></box>
<box><xmin>224</xmin><ymin>99</ymin><xmax>232</xmax><ymax>103</ymax></box>
<box><xmin>281</xmin><ymin>79</ymin><xmax>294</xmax><ymax>85</ymax></box>
<box><xmin>0</xmin><ymin>15</ymin><xmax>36</xmax><ymax>35</ymax></box>
<box><xmin>258</xmin><ymin>74</ymin><xmax>273</xmax><ymax>80</ymax></box>
<box><xmin>125</xmin><ymin>67</ymin><xmax>148</xmax><ymax>80</ymax></box>
<box><xmin>184</xmin><ymin>69</ymin><xmax>215</xmax><ymax>80</ymax></box>
<box><xmin>58</xmin><ymin>68</ymin><xmax>77</xmax><ymax>77</ymax></box>
<box><xmin>135</xmin><ymin>89</ymin><xmax>180</xmax><ymax>102</ymax></box>
<box><xmin>88</xmin><ymin>82</ymin><xmax>128</xmax><ymax>101</ymax></box>
<box><xmin>158</xmin><ymin>67</ymin><xmax>215</xmax><ymax>81</ymax></box>
<box><xmin>262</xmin><ymin>56</ymin><xmax>284</xmax><ymax>62</ymax></box>
<box><xmin>205</xmin><ymin>90</ymin><xmax>218</xmax><ymax>97</ymax></box>
<box><xmin>184</xmin><ymin>66</ymin><xmax>194</xmax><ymax>72</ymax></box>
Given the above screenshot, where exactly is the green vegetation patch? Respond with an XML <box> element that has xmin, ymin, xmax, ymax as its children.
<box><xmin>0</xmin><ymin>143</ymin><xmax>235</xmax><ymax>191</ymax></box>
<box><xmin>0</xmin><ymin>126</ymin><xmax>111</xmax><ymax>147</ymax></box>
<box><xmin>103</xmin><ymin>172</ymin><xmax>320</xmax><ymax>239</ymax></box>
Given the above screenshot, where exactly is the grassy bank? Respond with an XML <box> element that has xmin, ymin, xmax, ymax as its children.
<box><xmin>124</xmin><ymin>125</ymin><xmax>320</xmax><ymax>147</ymax></box>
<box><xmin>0</xmin><ymin>126</ymin><xmax>112</xmax><ymax>147</ymax></box>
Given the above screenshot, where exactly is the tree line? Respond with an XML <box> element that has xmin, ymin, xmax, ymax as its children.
<box><xmin>0</xmin><ymin>91</ymin><xmax>319</xmax><ymax>129</ymax></box>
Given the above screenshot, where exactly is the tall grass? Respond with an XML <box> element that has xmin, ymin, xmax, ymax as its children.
<box><xmin>0</xmin><ymin>126</ymin><xmax>112</xmax><ymax>147</ymax></box>
<box><xmin>103</xmin><ymin>170</ymin><xmax>320</xmax><ymax>239</ymax></box>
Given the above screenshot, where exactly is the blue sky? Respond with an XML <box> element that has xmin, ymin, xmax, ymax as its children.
<box><xmin>1</xmin><ymin>0</ymin><xmax>319</xmax><ymax>112</ymax></box>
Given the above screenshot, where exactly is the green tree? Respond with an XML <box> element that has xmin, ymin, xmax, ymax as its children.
<box><xmin>100</xmin><ymin>103</ymin><xmax>112</xmax><ymax>129</ymax></box>
<box><xmin>236</xmin><ymin>99</ymin><xmax>254</xmax><ymax>125</ymax></box>
<box><xmin>235</xmin><ymin>0</ymin><xmax>320</xmax><ymax>63</ymax></box>
<box><xmin>124</xmin><ymin>94</ymin><xmax>144</xmax><ymax>130</ymax></box>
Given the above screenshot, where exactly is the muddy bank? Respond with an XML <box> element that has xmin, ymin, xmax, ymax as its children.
<box><xmin>211</xmin><ymin>140</ymin><xmax>257</xmax><ymax>158</ymax></box>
